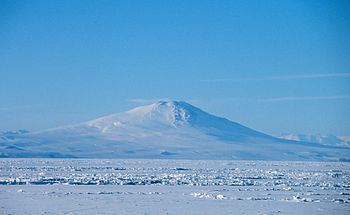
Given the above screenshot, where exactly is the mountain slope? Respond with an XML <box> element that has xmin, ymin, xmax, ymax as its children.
<box><xmin>0</xmin><ymin>101</ymin><xmax>348</xmax><ymax>161</ymax></box>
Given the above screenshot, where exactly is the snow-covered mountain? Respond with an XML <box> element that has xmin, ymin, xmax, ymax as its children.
<box><xmin>0</xmin><ymin>130</ymin><xmax>29</xmax><ymax>140</ymax></box>
<box><xmin>0</xmin><ymin>101</ymin><xmax>349</xmax><ymax>161</ymax></box>
<box><xmin>279</xmin><ymin>133</ymin><xmax>350</xmax><ymax>148</ymax></box>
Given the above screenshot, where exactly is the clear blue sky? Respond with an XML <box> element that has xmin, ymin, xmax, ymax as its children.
<box><xmin>1</xmin><ymin>0</ymin><xmax>349</xmax><ymax>136</ymax></box>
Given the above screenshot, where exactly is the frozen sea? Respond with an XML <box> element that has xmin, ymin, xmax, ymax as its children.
<box><xmin>0</xmin><ymin>159</ymin><xmax>349</xmax><ymax>214</ymax></box>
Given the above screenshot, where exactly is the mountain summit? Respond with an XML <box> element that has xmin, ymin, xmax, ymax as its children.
<box><xmin>1</xmin><ymin>101</ymin><xmax>348</xmax><ymax>161</ymax></box>
<box><xmin>86</xmin><ymin>101</ymin><xmax>199</xmax><ymax>130</ymax></box>
<box><xmin>84</xmin><ymin>101</ymin><xmax>268</xmax><ymax>140</ymax></box>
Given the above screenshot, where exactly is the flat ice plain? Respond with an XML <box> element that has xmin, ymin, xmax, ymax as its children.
<box><xmin>0</xmin><ymin>159</ymin><xmax>349</xmax><ymax>214</ymax></box>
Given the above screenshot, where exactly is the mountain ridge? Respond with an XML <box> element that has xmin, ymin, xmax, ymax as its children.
<box><xmin>279</xmin><ymin>133</ymin><xmax>350</xmax><ymax>148</ymax></box>
<box><xmin>0</xmin><ymin>101</ymin><xmax>349</xmax><ymax>161</ymax></box>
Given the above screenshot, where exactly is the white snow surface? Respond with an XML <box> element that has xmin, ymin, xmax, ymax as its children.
<box><xmin>0</xmin><ymin>101</ymin><xmax>349</xmax><ymax>161</ymax></box>
<box><xmin>0</xmin><ymin>159</ymin><xmax>349</xmax><ymax>215</ymax></box>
